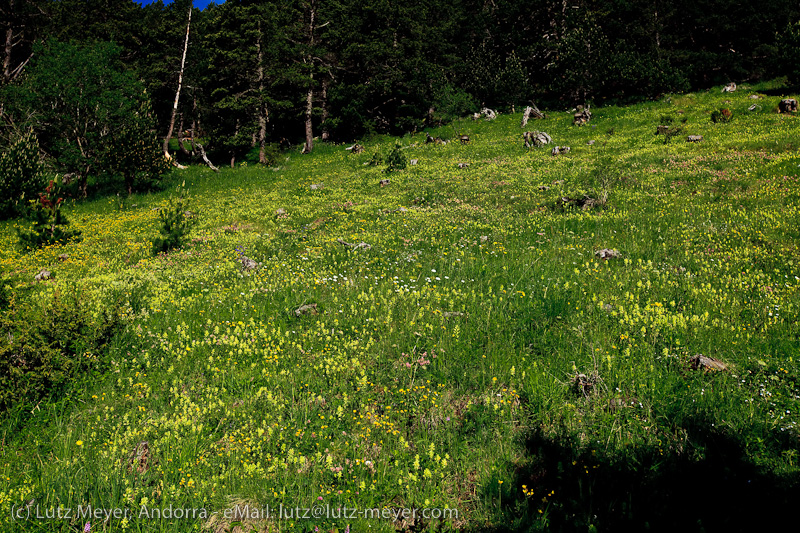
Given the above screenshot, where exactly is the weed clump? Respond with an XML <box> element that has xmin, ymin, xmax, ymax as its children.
<box><xmin>711</xmin><ymin>108</ymin><xmax>733</xmax><ymax>123</ymax></box>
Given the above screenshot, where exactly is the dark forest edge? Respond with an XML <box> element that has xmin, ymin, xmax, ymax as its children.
<box><xmin>1</xmin><ymin>0</ymin><xmax>800</xmax><ymax>203</ymax></box>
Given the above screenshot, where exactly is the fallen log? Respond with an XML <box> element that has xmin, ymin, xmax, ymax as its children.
<box><xmin>164</xmin><ymin>151</ymin><xmax>187</xmax><ymax>170</ymax></box>
<box><xmin>337</xmin><ymin>238</ymin><xmax>371</xmax><ymax>250</ymax></box>
<box><xmin>346</xmin><ymin>143</ymin><xmax>364</xmax><ymax>153</ymax></box>
<box><xmin>690</xmin><ymin>354</ymin><xmax>729</xmax><ymax>372</ymax></box>
<box><xmin>473</xmin><ymin>107</ymin><xmax>497</xmax><ymax>121</ymax></box>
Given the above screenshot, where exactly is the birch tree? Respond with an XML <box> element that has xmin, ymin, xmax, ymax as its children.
<box><xmin>163</xmin><ymin>0</ymin><xmax>192</xmax><ymax>167</ymax></box>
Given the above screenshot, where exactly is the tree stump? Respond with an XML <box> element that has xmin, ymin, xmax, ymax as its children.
<box><xmin>687</xmin><ymin>135</ymin><xmax>703</xmax><ymax>142</ymax></box>
<box><xmin>722</xmin><ymin>82</ymin><xmax>737</xmax><ymax>93</ymax></box>
<box><xmin>573</xmin><ymin>105</ymin><xmax>592</xmax><ymax>125</ymax></box>
<box><xmin>779</xmin><ymin>99</ymin><xmax>798</xmax><ymax>114</ymax></box>
<box><xmin>520</xmin><ymin>104</ymin><xmax>544</xmax><ymax>127</ymax></box>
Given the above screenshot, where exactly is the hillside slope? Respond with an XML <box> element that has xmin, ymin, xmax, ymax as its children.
<box><xmin>2</xmin><ymin>84</ymin><xmax>800</xmax><ymax>532</ymax></box>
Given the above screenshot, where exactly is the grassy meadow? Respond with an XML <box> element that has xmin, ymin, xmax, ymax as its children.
<box><xmin>2</xmin><ymin>83</ymin><xmax>800</xmax><ymax>532</ymax></box>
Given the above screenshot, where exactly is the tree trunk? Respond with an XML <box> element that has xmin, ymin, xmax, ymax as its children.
<box><xmin>1</xmin><ymin>0</ymin><xmax>35</xmax><ymax>85</ymax></box>
<box><xmin>302</xmin><ymin>0</ymin><xmax>316</xmax><ymax>155</ymax></box>
<box><xmin>256</xmin><ymin>20</ymin><xmax>268</xmax><ymax>164</ymax></box>
<box><xmin>190</xmin><ymin>94</ymin><xmax>198</xmax><ymax>153</ymax></box>
<box><xmin>3</xmin><ymin>7</ymin><xmax>12</xmax><ymax>83</ymax></box>
<box><xmin>303</xmin><ymin>85</ymin><xmax>313</xmax><ymax>153</ymax></box>
<box><xmin>163</xmin><ymin>1</ymin><xmax>192</xmax><ymax>166</ymax></box>
<box><xmin>321</xmin><ymin>77</ymin><xmax>330</xmax><ymax>141</ymax></box>
<box><xmin>177</xmin><ymin>114</ymin><xmax>191</xmax><ymax>156</ymax></box>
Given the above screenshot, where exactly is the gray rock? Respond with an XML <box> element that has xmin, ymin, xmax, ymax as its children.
<box><xmin>295</xmin><ymin>303</ymin><xmax>319</xmax><ymax>317</ymax></box>
<box><xmin>595</xmin><ymin>248</ymin><xmax>620</xmax><ymax>260</ymax></box>
<box><xmin>239</xmin><ymin>256</ymin><xmax>258</xmax><ymax>271</ymax></box>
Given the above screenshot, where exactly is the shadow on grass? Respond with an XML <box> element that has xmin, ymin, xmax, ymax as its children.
<box><xmin>477</xmin><ymin>416</ymin><xmax>800</xmax><ymax>532</ymax></box>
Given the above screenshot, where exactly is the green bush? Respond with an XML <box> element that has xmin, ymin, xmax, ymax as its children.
<box><xmin>0</xmin><ymin>129</ymin><xmax>47</xmax><ymax>220</ymax></box>
<box><xmin>17</xmin><ymin>177</ymin><xmax>81</xmax><ymax>250</ymax></box>
<box><xmin>151</xmin><ymin>187</ymin><xmax>198</xmax><ymax>255</ymax></box>
<box><xmin>0</xmin><ymin>291</ymin><xmax>121</xmax><ymax>412</ymax></box>
<box><xmin>384</xmin><ymin>143</ymin><xmax>407</xmax><ymax>172</ymax></box>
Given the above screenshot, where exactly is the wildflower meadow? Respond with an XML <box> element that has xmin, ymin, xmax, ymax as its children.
<box><xmin>2</xmin><ymin>82</ymin><xmax>800</xmax><ymax>532</ymax></box>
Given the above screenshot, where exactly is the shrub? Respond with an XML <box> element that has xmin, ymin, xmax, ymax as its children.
<box><xmin>0</xmin><ymin>290</ymin><xmax>121</xmax><ymax>412</ymax></box>
<box><xmin>385</xmin><ymin>143</ymin><xmax>407</xmax><ymax>172</ymax></box>
<box><xmin>151</xmin><ymin>186</ymin><xmax>198</xmax><ymax>255</ymax></box>
<box><xmin>0</xmin><ymin>129</ymin><xmax>47</xmax><ymax>220</ymax></box>
<box><xmin>17</xmin><ymin>177</ymin><xmax>81</xmax><ymax>250</ymax></box>
<box><xmin>367</xmin><ymin>151</ymin><xmax>384</xmax><ymax>166</ymax></box>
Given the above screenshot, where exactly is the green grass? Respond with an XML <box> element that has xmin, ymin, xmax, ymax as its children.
<box><xmin>2</xmin><ymin>81</ymin><xmax>800</xmax><ymax>532</ymax></box>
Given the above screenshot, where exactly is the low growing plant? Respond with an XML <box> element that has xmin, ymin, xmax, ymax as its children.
<box><xmin>711</xmin><ymin>107</ymin><xmax>733</xmax><ymax>123</ymax></box>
